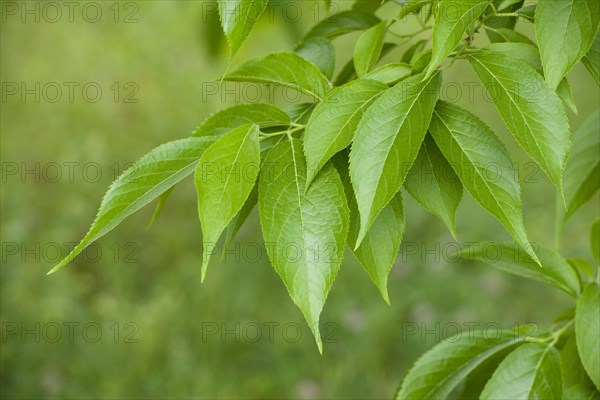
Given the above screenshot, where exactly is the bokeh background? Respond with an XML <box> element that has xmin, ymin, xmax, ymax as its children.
<box><xmin>1</xmin><ymin>1</ymin><xmax>598</xmax><ymax>398</ymax></box>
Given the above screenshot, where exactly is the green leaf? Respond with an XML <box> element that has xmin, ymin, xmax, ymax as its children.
<box><xmin>404</xmin><ymin>134</ymin><xmax>462</xmax><ymax>238</ymax></box>
<box><xmin>304</xmin><ymin>79</ymin><xmax>388</xmax><ymax>189</ymax></box>
<box><xmin>146</xmin><ymin>187</ymin><xmax>174</xmax><ymax>230</ymax></box>
<box><xmin>354</xmin><ymin>21</ymin><xmax>387</xmax><ymax>77</ymax></box>
<box><xmin>563</xmin><ymin>333</ymin><xmax>598</xmax><ymax>391</ymax></box>
<box><xmin>335</xmin><ymin>151</ymin><xmax>405</xmax><ymax>304</ymax></box>
<box><xmin>349</xmin><ymin>72</ymin><xmax>441</xmax><ymax>247</ymax></box>
<box><xmin>424</xmin><ymin>0</ymin><xmax>489</xmax><ymax>79</ymax></box>
<box><xmin>401</xmin><ymin>39</ymin><xmax>428</xmax><ymax>64</ymax></box>
<box><xmin>351</xmin><ymin>192</ymin><xmax>404</xmax><ymax>304</ymax></box>
<box><xmin>430</xmin><ymin>101</ymin><xmax>539</xmax><ymax>264</ymax></box>
<box><xmin>335</xmin><ymin>42</ymin><xmax>397</xmax><ymax>86</ymax></box>
<box><xmin>223</xmin><ymin>52</ymin><xmax>330</xmax><ymax>100</ymax></box>
<box><xmin>258</xmin><ymin>138</ymin><xmax>349</xmax><ymax>352</ymax></box>
<box><xmin>195</xmin><ymin>124</ymin><xmax>260</xmax><ymax>281</ymax></box>
<box><xmin>485</xmin><ymin>27</ymin><xmax>534</xmax><ymax>45</ymax></box>
<box><xmin>193</xmin><ymin>104</ymin><xmax>291</xmax><ymax>137</ymax></box>
<box><xmin>558</xmin><ymin>78</ymin><xmax>579</xmax><ymax>114</ymax></box>
<box><xmin>218</xmin><ymin>0</ymin><xmax>269</xmax><ymax>57</ymax></box>
<box><xmin>48</xmin><ymin>137</ymin><xmax>217</xmax><ymax>274</ymax></box>
<box><xmin>295</xmin><ymin>37</ymin><xmax>336</xmax><ymax>80</ymax></box>
<box><xmin>535</xmin><ymin>0</ymin><xmax>600</xmax><ymax>90</ymax></box>
<box><xmin>411</xmin><ymin>49</ymin><xmax>432</xmax><ymax>74</ymax></box>
<box><xmin>285</xmin><ymin>103</ymin><xmax>315</xmax><ymax>125</ymax></box>
<box><xmin>582</xmin><ymin>32</ymin><xmax>600</xmax><ymax>86</ymax></box>
<box><xmin>458</xmin><ymin>242</ymin><xmax>581</xmax><ymax>296</ymax></box>
<box><xmin>497</xmin><ymin>0</ymin><xmax>521</xmax><ymax>11</ymax></box>
<box><xmin>480</xmin><ymin>343</ymin><xmax>563</xmax><ymax>400</ymax></box>
<box><xmin>363</xmin><ymin>62</ymin><xmax>412</xmax><ymax>85</ymax></box>
<box><xmin>569</xmin><ymin>258</ymin><xmax>596</xmax><ymax>282</ymax></box>
<box><xmin>221</xmin><ymin>184</ymin><xmax>258</xmax><ymax>260</ymax></box>
<box><xmin>396</xmin><ymin>330</ymin><xmax>527</xmax><ymax>399</ymax></box>
<box><xmin>576</xmin><ymin>283</ymin><xmax>600</xmax><ymax>390</ymax></box>
<box><xmin>515</xmin><ymin>4</ymin><xmax>536</xmax><ymax>22</ymax></box>
<box><xmin>203</xmin><ymin>0</ymin><xmax>226</xmax><ymax>57</ymax></box>
<box><xmin>304</xmin><ymin>10</ymin><xmax>381</xmax><ymax>41</ymax></box>
<box><xmin>565</xmin><ymin>110</ymin><xmax>600</xmax><ymax>219</ymax></box>
<box><xmin>456</xmin><ymin>349</ymin><xmax>513</xmax><ymax>400</ymax></box>
<box><xmin>480</xmin><ymin>42</ymin><xmax>578</xmax><ymax>114</ymax></box>
<box><xmin>592</xmin><ymin>220</ymin><xmax>600</xmax><ymax>265</ymax></box>
<box><xmin>468</xmin><ymin>49</ymin><xmax>571</xmax><ymax>195</ymax></box>
<box><xmin>484</xmin><ymin>0</ymin><xmax>523</xmax><ymax>43</ymax></box>
<box><xmin>564</xmin><ymin>384</ymin><xmax>600</xmax><ymax>400</ymax></box>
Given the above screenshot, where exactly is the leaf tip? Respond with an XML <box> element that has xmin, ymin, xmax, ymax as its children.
<box><xmin>381</xmin><ymin>289</ymin><xmax>391</xmax><ymax>305</ymax></box>
<box><xmin>200</xmin><ymin>261</ymin><xmax>208</xmax><ymax>283</ymax></box>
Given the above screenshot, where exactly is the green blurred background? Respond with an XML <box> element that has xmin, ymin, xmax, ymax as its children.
<box><xmin>1</xmin><ymin>1</ymin><xmax>598</xmax><ymax>398</ymax></box>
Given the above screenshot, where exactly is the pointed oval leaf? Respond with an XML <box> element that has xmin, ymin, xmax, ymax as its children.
<box><xmin>535</xmin><ymin>0</ymin><xmax>600</xmax><ymax>90</ymax></box>
<box><xmin>335</xmin><ymin>151</ymin><xmax>405</xmax><ymax>304</ymax></box>
<box><xmin>363</xmin><ymin>62</ymin><xmax>412</xmax><ymax>85</ymax></box>
<box><xmin>565</xmin><ymin>110</ymin><xmax>600</xmax><ymax>219</ymax></box>
<box><xmin>304</xmin><ymin>79</ymin><xmax>388</xmax><ymax>189</ymax></box>
<box><xmin>467</xmin><ymin>49</ymin><xmax>572</xmax><ymax>194</ymax></box>
<box><xmin>396</xmin><ymin>330</ymin><xmax>528</xmax><ymax>399</ymax></box>
<box><xmin>48</xmin><ymin>137</ymin><xmax>216</xmax><ymax>274</ymax></box>
<box><xmin>350</xmin><ymin>72</ymin><xmax>441</xmax><ymax>246</ymax></box>
<box><xmin>295</xmin><ymin>37</ymin><xmax>336</xmax><ymax>80</ymax></box>
<box><xmin>458</xmin><ymin>242</ymin><xmax>581</xmax><ymax>296</ymax></box>
<box><xmin>576</xmin><ymin>283</ymin><xmax>600</xmax><ymax>390</ymax></box>
<box><xmin>429</xmin><ymin>101</ymin><xmax>538</xmax><ymax>263</ymax></box>
<box><xmin>303</xmin><ymin>10</ymin><xmax>381</xmax><ymax>41</ymax></box>
<box><xmin>258</xmin><ymin>138</ymin><xmax>349</xmax><ymax>352</ymax></box>
<box><xmin>223</xmin><ymin>52</ymin><xmax>329</xmax><ymax>100</ymax></box>
<box><xmin>351</xmin><ymin>192</ymin><xmax>404</xmax><ymax>304</ymax></box>
<box><xmin>425</xmin><ymin>0</ymin><xmax>489</xmax><ymax>78</ymax></box>
<box><xmin>218</xmin><ymin>0</ymin><xmax>269</xmax><ymax>57</ymax></box>
<box><xmin>195</xmin><ymin>124</ymin><xmax>260</xmax><ymax>280</ymax></box>
<box><xmin>405</xmin><ymin>134</ymin><xmax>463</xmax><ymax>238</ymax></box>
<box><xmin>354</xmin><ymin>21</ymin><xmax>387</xmax><ymax>77</ymax></box>
<box><xmin>480</xmin><ymin>343</ymin><xmax>563</xmax><ymax>400</ymax></box>
<box><xmin>481</xmin><ymin>42</ymin><xmax>579</xmax><ymax>113</ymax></box>
<box><xmin>193</xmin><ymin>104</ymin><xmax>291</xmax><ymax>137</ymax></box>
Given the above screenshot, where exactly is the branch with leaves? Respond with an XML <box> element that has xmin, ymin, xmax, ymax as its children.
<box><xmin>51</xmin><ymin>0</ymin><xmax>599</xmax><ymax>397</ymax></box>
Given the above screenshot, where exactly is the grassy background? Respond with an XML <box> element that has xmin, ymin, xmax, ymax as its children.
<box><xmin>1</xmin><ymin>1</ymin><xmax>598</xmax><ymax>398</ymax></box>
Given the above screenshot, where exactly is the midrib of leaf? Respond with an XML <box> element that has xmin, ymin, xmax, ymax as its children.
<box><xmin>100</xmin><ymin>161</ymin><xmax>197</xmax><ymax>229</ymax></box>
<box><xmin>210</xmin><ymin>127</ymin><xmax>254</xmax><ymax>231</ymax></box>
<box><xmin>423</xmin><ymin>339</ymin><xmax>521</xmax><ymax>398</ymax></box>
<box><xmin>48</xmin><ymin>154</ymin><xmax>199</xmax><ymax>275</ymax></box>
<box><xmin>363</xmin><ymin>74</ymin><xmax>436</xmax><ymax>235</ymax></box>
<box><xmin>286</xmin><ymin>137</ymin><xmax>316</xmax><ymax>334</ymax></box>
<box><xmin>433</xmin><ymin>108</ymin><xmax>521</xmax><ymax>239</ymax></box>
<box><xmin>229</xmin><ymin>53</ymin><xmax>327</xmax><ymax>100</ymax></box>
<box><xmin>427</xmin><ymin>2</ymin><xmax>488</xmax><ymax>77</ymax></box>
<box><xmin>322</xmin><ymin>88</ymin><xmax>383</xmax><ymax>162</ymax></box>
<box><xmin>437</xmin><ymin>3</ymin><xmax>485</xmax><ymax>52</ymax></box>
<box><xmin>469</xmin><ymin>56</ymin><xmax>560</xmax><ymax>191</ymax></box>
<box><xmin>527</xmin><ymin>346</ymin><xmax>553</xmax><ymax>397</ymax></box>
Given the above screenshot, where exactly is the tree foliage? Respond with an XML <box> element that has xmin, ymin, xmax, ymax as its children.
<box><xmin>52</xmin><ymin>0</ymin><xmax>599</xmax><ymax>397</ymax></box>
